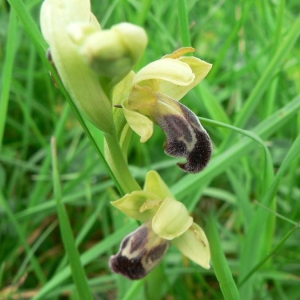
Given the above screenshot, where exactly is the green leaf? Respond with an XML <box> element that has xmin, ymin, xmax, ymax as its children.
<box><xmin>51</xmin><ymin>138</ymin><xmax>93</xmax><ymax>300</ymax></box>
<box><xmin>207</xmin><ymin>213</ymin><xmax>240</xmax><ymax>300</ymax></box>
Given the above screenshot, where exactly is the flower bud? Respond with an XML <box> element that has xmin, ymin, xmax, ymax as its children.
<box><xmin>79</xmin><ymin>23</ymin><xmax>147</xmax><ymax>83</ymax></box>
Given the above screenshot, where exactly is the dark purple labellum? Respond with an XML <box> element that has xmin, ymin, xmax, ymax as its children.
<box><xmin>154</xmin><ymin>100</ymin><xmax>212</xmax><ymax>173</ymax></box>
<box><xmin>109</xmin><ymin>222</ymin><xmax>170</xmax><ymax>280</ymax></box>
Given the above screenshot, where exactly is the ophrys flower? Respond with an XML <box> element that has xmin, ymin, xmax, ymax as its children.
<box><xmin>110</xmin><ymin>170</ymin><xmax>210</xmax><ymax>279</ymax></box>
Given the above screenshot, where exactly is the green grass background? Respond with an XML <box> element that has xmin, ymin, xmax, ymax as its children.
<box><xmin>1</xmin><ymin>0</ymin><xmax>300</xmax><ymax>299</ymax></box>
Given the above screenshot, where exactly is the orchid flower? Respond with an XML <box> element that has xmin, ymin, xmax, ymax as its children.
<box><xmin>110</xmin><ymin>170</ymin><xmax>210</xmax><ymax>280</ymax></box>
<box><xmin>118</xmin><ymin>47</ymin><xmax>213</xmax><ymax>173</ymax></box>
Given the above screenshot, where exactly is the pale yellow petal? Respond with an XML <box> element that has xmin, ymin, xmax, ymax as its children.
<box><xmin>172</xmin><ymin>222</ymin><xmax>211</xmax><ymax>269</ymax></box>
<box><xmin>159</xmin><ymin>57</ymin><xmax>212</xmax><ymax>101</ymax></box>
<box><xmin>152</xmin><ymin>197</ymin><xmax>193</xmax><ymax>240</ymax></box>
<box><xmin>181</xmin><ymin>56</ymin><xmax>212</xmax><ymax>87</ymax></box>
<box><xmin>111</xmin><ymin>191</ymin><xmax>160</xmax><ymax>221</ymax></box>
<box><xmin>144</xmin><ymin>170</ymin><xmax>174</xmax><ymax>199</ymax></box>
<box><xmin>122</xmin><ymin>98</ymin><xmax>154</xmax><ymax>142</ymax></box>
<box><xmin>133</xmin><ymin>58</ymin><xmax>195</xmax><ymax>86</ymax></box>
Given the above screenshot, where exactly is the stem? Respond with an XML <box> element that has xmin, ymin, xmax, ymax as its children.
<box><xmin>104</xmin><ymin>132</ymin><xmax>141</xmax><ymax>195</ymax></box>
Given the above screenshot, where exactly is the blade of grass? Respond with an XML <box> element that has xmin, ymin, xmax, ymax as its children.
<box><xmin>221</xmin><ymin>15</ymin><xmax>300</xmax><ymax>150</ymax></box>
<box><xmin>7</xmin><ymin>0</ymin><xmax>47</xmax><ymax>53</ymax></box>
<box><xmin>136</xmin><ymin>0</ymin><xmax>153</xmax><ymax>26</ymax></box>
<box><xmin>122</xmin><ymin>280</ymin><xmax>145</xmax><ymax>300</ymax></box>
<box><xmin>12</xmin><ymin>221</ymin><xmax>58</xmax><ymax>286</ymax></box>
<box><xmin>239</xmin><ymin>133</ymin><xmax>300</xmax><ymax>298</ymax></box>
<box><xmin>226</xmin><ymin>169</ymin><xmax>253</xmax><ymax>225</ymax></box>
<box><xmin>197</xmin><ymin>82</ymin><xmax>231</xmax><ymax>134</ymax></box>
<box><xmin>0</xmin><ymin>9</ymin><xmax>17</xmax><ymax>153</ymax></box>
<box><xmin>239</xmin><ymin>224</ymin><xmax>299</xmax><ymax>288</ymax></box>
<box><xmin>207</xmin><ymin>212</ymin><xmax>240</xmax><ymax>300</ymax></box>
<box><xmin>177</xmin><ymin>0</ymin><xmax>191</xmax><ymax>47</ymax></box>
<box><xmin>55</xmin><ymin>199</ymin><xmax>106</xmax><ymax>272</ymax></box>
<box><xmin>236</xmin><ymin>15</ymin><xmax>300</xmax><ymax>128</ymax></box>
<box><xmin>51</xmin><ymin>137</ymin><xmax>93</xmax><ymax>300</ymax></box>
<box><xmin>239</xmin><ymin>221</ymin><xmax>299</xmax><ymax>287</ymax></box>
<box><xmin>0</xmin><ymin>192</ymin><xmax>46</xmax><ymax>284</ymax></box>
<box><xmin>208</xmin><ymin>0</ymin><xmax>254</xmax><ymax>79</ymax></box>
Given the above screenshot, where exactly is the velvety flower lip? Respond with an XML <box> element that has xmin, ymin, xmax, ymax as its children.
<box><xmin>110</xmin><ymin>171</ymin><xmax>211</xmax><ymax>279</ymax></box>
<box><xmin>153</xmin><ymin>93</ymin><xmax>213</xmax><ymax>173</ymax></box>
<box><xmin>121</xmin><ymin>47</ymin><xmax>213</xmax><ymax>173</ymax></box>
<box><xmin>109</xmin><ymin>221</ymin><xmax>170</xmax><ymax>280</ymax></box>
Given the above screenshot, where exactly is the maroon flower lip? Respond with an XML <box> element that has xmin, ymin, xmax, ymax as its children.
<box><xmin>154</xmin><ymin>98</ymin><xmax>212</xmax><ymax>173</ymax></box>
<box><xmin>109</xmin><ymin>222</ymin><xmax>170</xmax><ymax>280</ymax></box>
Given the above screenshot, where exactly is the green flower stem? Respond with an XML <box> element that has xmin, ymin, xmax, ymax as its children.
<box><xmin>104</xmin><ymin>132</ymin><xmax>141</xmax><ymax>195</ymax></box>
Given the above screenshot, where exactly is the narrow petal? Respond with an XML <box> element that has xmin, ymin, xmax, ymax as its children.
<box><xmin>144</xmin><ymin>170</ymin><xmax>174</xmax><ymax>199</ymax></box>
<box><xmin>172</xmin><ymin>222</ymin><xmax>211</xmax><ymax>269</ymax></box>
<box><xmin>110</xmin><ymin>222</ymin><xmax>170</xmax><ymax>280</ymax></box>
<box><xmin>153</xmin><ymin>93</ymin><xmax>212</xmax><ymax>173</ymax></box>
<box><xmin>152</xmin><ymin>197</ymin><xmax>193</xmax><ymax>240</ymax></box>
<box><xmin>122</xmin><ymin>98</ymin><xmax>154</xmax><ymax>142</ymax></box>
<box><xmin>133</xmin><ymin>58</ymin><xmax>195</xmax><ymax>86</ymax></box>
<box><xmin>111</xmin><ymin>191</ymin><xmax>159</xmax><ymax>221</ymax></box>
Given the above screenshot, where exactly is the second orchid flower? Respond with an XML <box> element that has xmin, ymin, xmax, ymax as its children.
<box><xmin>117</xmin><ymin>47</ymin><xmax>213</xmax><ymax>173</ymax></box>
<box><xmin>110</xmin><ymin>170</ymin><xmax>210</xmax><ymax>280</ymax></box>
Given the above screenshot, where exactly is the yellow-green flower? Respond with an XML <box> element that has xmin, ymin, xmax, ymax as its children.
<box><xmin>119</xmin><ymin>47</ymin><xmax>213</xmax><ymax>173</ymax></box>
<box><xmin>40</xmin><ymin>0</ymin><xmax>147</xmax><ymax>133</ymax></box>
<box><xmin>110</xmin><ymin>170</ymin><xmax>210</xmax><ymax>280</ymax></box>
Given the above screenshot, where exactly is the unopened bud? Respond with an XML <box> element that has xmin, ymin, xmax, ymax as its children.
<box><xmin>79</xmin><ymin>23</ymin><xmax>147</xmax><ymax>82</ymax></box>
